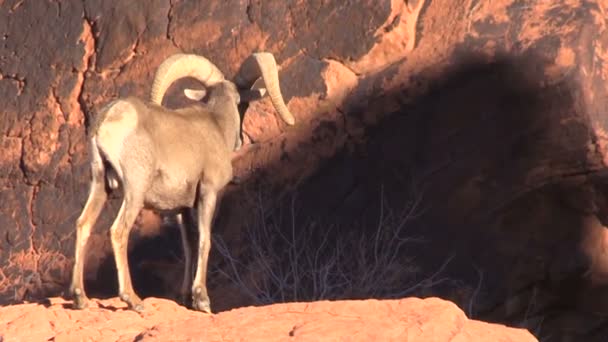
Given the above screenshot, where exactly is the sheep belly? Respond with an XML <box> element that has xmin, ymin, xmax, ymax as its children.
<box><xmin>143</xmin><ymin>169</ymin><xmax>199</xmax><ymax>210</ymax></box>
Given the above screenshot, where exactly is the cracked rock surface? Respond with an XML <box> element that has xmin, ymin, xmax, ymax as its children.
<box><xmin>1</xmin><ymin>0</ymin><xmax>608</xmax><ymax>341</ymax></box>
<box><xmin>0</xmin><ymin>0</ymin><xmax>416</xmax><ymax>307</ymax></box>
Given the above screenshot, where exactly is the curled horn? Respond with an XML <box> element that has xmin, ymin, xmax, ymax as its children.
<box><xmin>150</xmin><ymin>54</ymin><xmax>225</xmax><ymax>105</ymax></box>
<box><xmin>234</xmin><ymin>52</ymin><xmax>295</xmax><ymax>125</ymax></box>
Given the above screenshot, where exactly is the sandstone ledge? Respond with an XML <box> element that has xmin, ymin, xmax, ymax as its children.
<box><xmin>0</xmin><ymin>296</ymin><xmax>536</xmax><ymax>341</ymax></box>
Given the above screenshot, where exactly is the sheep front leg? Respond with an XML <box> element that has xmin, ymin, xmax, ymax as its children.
<box><xmin>176</xmin><ymin>209</ymin><xmax>195</xmax><ymax>305</ymax></box>
<box><xmin>110</xmin><ymin>195</ymin><xmax>145</xmax><ymax>312</ymax></box>
<box><xmin>191</xmin><ymin>186</ymin><xmax>218</xmax><ymax>313</ymax></box>
<box><xmin>70</xmin><ymin>152</ymin><xmax>107</xmax><ymax>309</ymax></box>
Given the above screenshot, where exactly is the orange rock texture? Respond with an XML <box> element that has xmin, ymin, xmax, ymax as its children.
<box><xmin>1</xmin><ymin>0</ymin><xmax>608</xmax><ymax>341</ymax></box>
<box><xmin>0</xmin><ymin>297</ymin><xmax>536</xmax><ymax>342</ymax></box>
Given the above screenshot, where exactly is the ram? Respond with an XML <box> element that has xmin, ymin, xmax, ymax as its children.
<box><xmin>69</xmin><ymin>52</ymin><xmax>295</xmax><ymax>313</ymax></box>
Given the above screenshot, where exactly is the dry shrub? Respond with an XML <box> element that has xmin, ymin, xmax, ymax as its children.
<box><xmin>212</xmin><ymin>186</ymin><xmax>456</xmax><ymax>305</ymax></box>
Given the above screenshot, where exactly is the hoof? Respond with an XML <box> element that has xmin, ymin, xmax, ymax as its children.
<box><xmin>71</xmin><ymin>287</ymin><xmax>89</xmax><ymax>310</ymax></box>
<box><xmin>131</xmin><ymin>302</ymin><xmax>145</xmax><ymax>313</ymax></box>
<box><xmin>178</xmin><ymin>293</ymin><xmax>191</xmax><ymax>307</ymax></box>
<box><xmin>192</xmin><ymin>288</ymin><xmax>211</xmax><ymax>313</ymax></box>
<box><xmin>73</xmin><ymin>296</ymin><xmax>89</xmax><ymax>310</ymax></box>
<box><xmin>192</xmin><ymin>299</ymin><xmax>211</xmax><ymax>313</ymax></box>
<box><xmin>119</xmin><ymin>292</ymin><xmax>144</xmax><ymax>312</ymax></box>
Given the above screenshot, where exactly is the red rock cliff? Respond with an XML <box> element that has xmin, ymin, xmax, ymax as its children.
<box><xmin>1</xmin><ymin>1</ymin><xmax>608</xmax><ymax>341</ymax></box>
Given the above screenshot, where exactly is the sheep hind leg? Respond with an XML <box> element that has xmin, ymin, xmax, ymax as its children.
<box><xmin>191</xmin><ymin>185</ymin><xmax>219</xmax><ymax>313</ymax></box>
<box><xmin>70</xmin><ymin>145</ymin><xmax>108</xmax><ymax>309</ymax></box>
<box><xmin>110</xmin><ymin>193</ymin><xmax>145</xmax><ymax>312</ymax></box>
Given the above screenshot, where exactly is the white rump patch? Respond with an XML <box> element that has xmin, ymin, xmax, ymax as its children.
<box><xmin>95</xmin><ymin>100</ymin><xmax>139</xmax><ymax>179</ymax></box>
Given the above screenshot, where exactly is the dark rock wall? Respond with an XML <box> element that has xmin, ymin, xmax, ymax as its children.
<box><xmin>0</xmin><ymin>0</ymin><xmax>607</xmax><ymax>340</ymax></box>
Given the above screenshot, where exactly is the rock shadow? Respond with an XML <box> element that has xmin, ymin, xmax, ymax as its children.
<box><xmin>89</xmin><ymin>52</ymin><xmax>608</xmax><ymax>340</ymax></box>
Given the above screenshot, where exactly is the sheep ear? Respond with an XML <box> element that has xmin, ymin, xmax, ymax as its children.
<box><xmin>184</xmin><ymin>88</ymin><xmax>206</xmax><ymax>101</ymax></box>
<box><xmin>239</xmin><ymin>88</ymin><xmax>267</xmax><ymax>102</ymax></box>
<box><xmin>239</xmin><ymin>78</ymin><xmax>268</xmax><ymax>103</ymax></box>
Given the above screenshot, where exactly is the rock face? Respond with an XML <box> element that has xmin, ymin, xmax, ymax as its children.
<box><xmin>0</xmin><ymin>297</ymin><xmax>537</xmax><ymax>342</ymax></box>
<box><xmin>1</xmin><ymin>0</ymin><xmax>608</xmax><ymax>341</ymax></box>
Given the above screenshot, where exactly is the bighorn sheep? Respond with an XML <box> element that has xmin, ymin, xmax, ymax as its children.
<box><xmin>69</xmin><ymin>52</ymin><xmax>295</xmax><ymax>313</ymax></box>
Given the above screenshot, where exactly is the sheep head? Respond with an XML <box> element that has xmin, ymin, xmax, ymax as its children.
<box><xmin>149</xmin><ymin>52</ymin><xmax>295</xmax><ymax>151</ymax></box>
<box><xmin>233</xmin><ymin>52</ymin><xmax>295</xmax><ymax>125</ymax></box>
<box><xmin>150</xmin><ymin>52</ymin><xmax>295</xmax><ymax>124</ymax></box>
